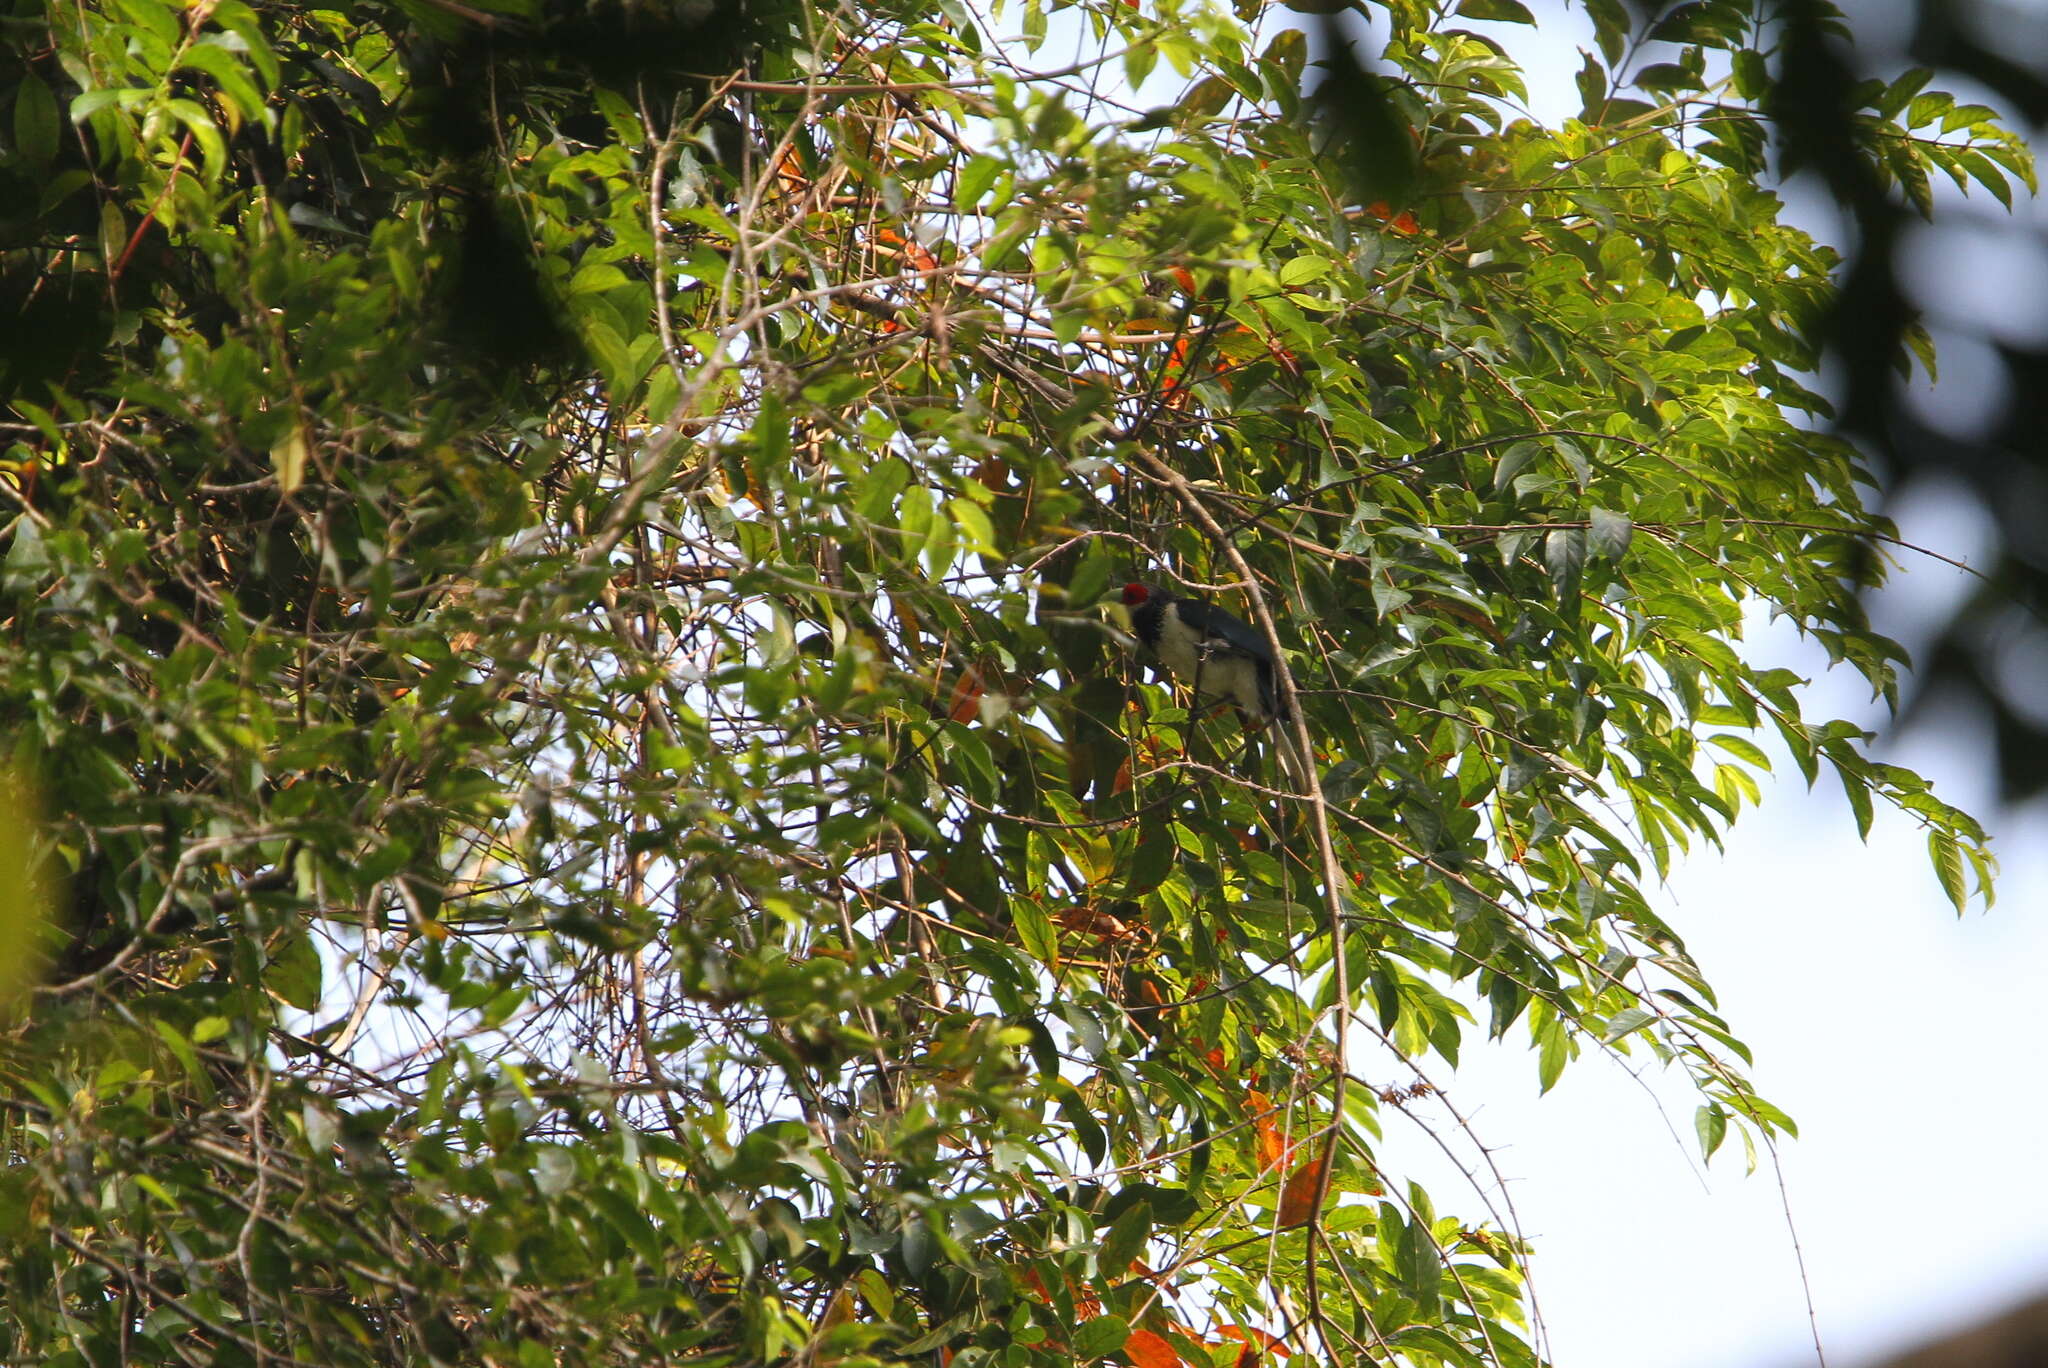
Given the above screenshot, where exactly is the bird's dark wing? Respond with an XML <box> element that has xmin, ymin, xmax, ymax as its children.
<box><xmin>1173</xmin><ymin>600</ymin><xmax>1273</xmax><ymax>663</ymax></box>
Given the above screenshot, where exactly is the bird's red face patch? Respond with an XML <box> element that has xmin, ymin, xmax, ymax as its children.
<box><xmin>1121</xmin><ymin>583</ymin><xmax>1151</xmax><ymax>605</ymax></box>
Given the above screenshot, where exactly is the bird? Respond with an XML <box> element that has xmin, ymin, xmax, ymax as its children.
<box><xmin>1120</xmin><ymin>582</ymin><xmax>1312</xmax><ymax>792</ymax></box>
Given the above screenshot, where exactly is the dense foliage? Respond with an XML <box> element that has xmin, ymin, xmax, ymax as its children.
<box><xmin>0</xmin><ymin>0</ymin><xmax>2025</xmax><ymax>1364</ymax></box>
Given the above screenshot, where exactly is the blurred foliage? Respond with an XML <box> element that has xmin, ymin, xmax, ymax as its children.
<box><xmin>1752</xmin><ymin>0</ymin><xmax>2048</xmax><ymax>801</ymax></box>
<box><xmin>0</xmin><ymin>0</ymin><xmax>2023</xmax><ymax>1364</ymax></box>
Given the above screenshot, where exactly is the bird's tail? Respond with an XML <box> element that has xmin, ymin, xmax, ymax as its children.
<box><xmin>1272</xmin><ymin>720</ymin><xmax>1314</xmax><ymax>796</ymax></box>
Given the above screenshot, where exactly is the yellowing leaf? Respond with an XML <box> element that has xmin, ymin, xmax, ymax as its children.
<box><xmin>819</xmin><ymin>1286</ymin><xmax>857</xmax><ymax>1331</ymax></box>
<box><xmin>0</xmin><ymin>766</ymin><xmax>54</xmax><ymax>1005</ymax></box>
<box><xmin>271</xmin><ymin>424</ymin><xmax>308</xmax><ymax>493</ymax></box>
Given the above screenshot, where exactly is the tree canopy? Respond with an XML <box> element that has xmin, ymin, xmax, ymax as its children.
<box><xmin>0</xmin><ymin>0</ymin><xmax>2026</xmax><ymax>1364</ymax></box>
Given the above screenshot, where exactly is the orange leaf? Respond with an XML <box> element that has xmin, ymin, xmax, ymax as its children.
<box><xmin>1204</xmin><ymin>1046</ymin><xmax>1226</xmax><ymax>1073</ymax></box>
<box><xmin>770</xmin><ymin>145</ymin><xmax>808</xmax><ymax>191</ymax></box>
<box><xmin>1217</xmin><ymin>1326</ymin><xmax>1291</xmax><ymax>1358</ymax></box>
<box><xmin>1245</xmin><ymin>1089</ymin><xmax>1289</xmax><ymax>1169</ymax></box>
<box><xmin>1127</xmin><ymin>1329</ymin><xmax>1180</xmax><ymax>1368</ymax></box>
<box><xmin>1160</xmin><ymin>335</ymin><xmax>1194</xmax><ymax>409</ymax></box>
<box><xmin>1255</xmin><ymin>1115</ymin><xmax>1288</xmax><ymax>1172</ymax></box>
<box><xmin>947</xmin><ymin>666</ymin><xmax>986</xmax><ymax>723</ymax></box>
<box><xmin>1362</xmin><ymin>201</ymin><xmax>1420</xmax><ymax>235</ymax></box>
<box><xmin>1277</xmin><ymin>1143</ymin><xmax>1330</xmax><ymax>1226</ymax></box>
<box><xmin>874</xmin><ymin>225</ymin><xmax>937</xmax><ymax>269</ymax></box>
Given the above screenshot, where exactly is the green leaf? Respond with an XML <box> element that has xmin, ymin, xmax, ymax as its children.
<box><xmin>1013</xmin><ymin>898</ymin><xmax>1058</xmax><ymax>967</ymax></box>
<box><xmin>1536</xmin><ymin>1018</ymin><xmax>1570</xmax><ymax>1093</ymax></box>
<box><xmin>266</xmin><ymin>926</ymin><xmax>324</xmax><ymax>1011</ymax></box>
<box><xmin>1574</xmin><ymin>50</ymin><xmax>1607</xmax><ymax>113</ymax></box>
<box><xmin>949</xmin><ymin>496</ymin><xmax>998</xmax><ymax>557</ymax></box>
<box><xmin>1587</xmin><ymin>507</ymin><xmax>1632</xmax><ymax>560</ymax></box>
<box><xmin>854</xmin><ymin>456</ymin><xmax>911</xmax><ymax>523</ymax></box>
<box><xmin>1544</xmin><ymin>526</ymin><xmax>1585</xmax><ymax>597</ymax></box>
<box><xmin>13</xmin><ymin>72</ymin><xmax>59</xmax><ymax>167</ymax></box>
<box><xmin>1278</xmin><ymin>255</ymin><xmax>1331</xmax><ymax>287</ymax></box>
<box><xmin>1731</xmin><ymin>48</ymin><xmax>1768</xmax><ymax>100</ymax></box>
<box><xmin>1601</xmin><ymin>1006</ymin><xmax>1655</xmax><ymax>1042</ymax></box>
<box><xmin>180</xmin><ymin>41</ymin><xmax>269</xmax><ymax>127</ymax></box>
<box><xmin>857</xmin><ymin>1267</ymin><xmax>895</xmax><ymax>1319</ymax></box>
<box><xmin>569</xmin><ymin>262</ymin><xmax>632</xmax><ymax>294</ymax></box>
<box><xmin>956</xmin><ymin>154</ymin><xmax>1003</xmax><ymax>207</ymax></box>
<box><xmin>1694</xmin><ymin>1103</ymin><xmax>1727</xmax><ymax>1160</ymax></box>
<box><xmin>1073</xmin><ymin>1316</ymin><xmax>1130</xmax><ymax>1360</ymax></box>
<box><xmin>1097</xmin><ymin>1198</ymin><xmax>1152</xmax><ymax>1277</ymax></box>
<box><xmin>1838</xmin><ymin>763</ymin><xmax>1875</xmax><ymax>840</ymax></box>
<box><xmin>1397</xmin><ymin>1212</ymin><xmax>1441</xmax><ymax>1319</ymax></box>
<box><xmin>1635</xmin><ymin>62</ymin><xmax>1702</xmax><ymax>94</ymax></box>
<box><xmin>1928</xmin><ymin>828</ymin><xmax>1967</xmax><ymax>913</ymax></box>
<box><xmin>1456</xmin><ymin>0</ymin><xmax>1535</xmax><ymax>21</ymax></box>
<box><xmin>1102</xmin><ymin>1182</ymin><xmax>1198</xmax><ymax>1226</ymax></box>
<box><xmin>1705</xmin><ymin>733</ymin><xmax>1770</xmax><ymax>769</ymax></box>
<box><xmin>1182</xmin><ymin>75</ymin><xmax>1236</xmax><ymax>121</ymax></box>
<box><xmin>1492</xmin><ymin>440</ymin><xmax>1541</xmax><ymax>492</ymax></box>
<box><xmin>1056</xmin><ymin>1081</ymin><xmax>1109</xmax><ymax>1166</ymax></box>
